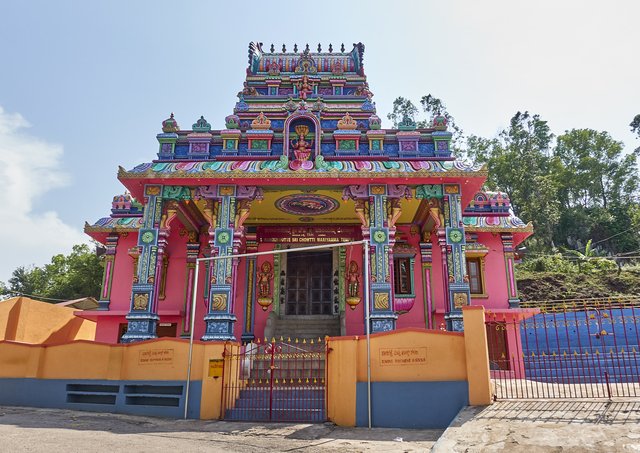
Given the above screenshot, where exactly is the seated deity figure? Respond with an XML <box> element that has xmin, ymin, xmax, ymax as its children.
<box><xmin>291</xmin><ymin>125</ymin><xmax>313</xmax><ymax>161</ymax></box>
<box><xmin>296</xmin><ymin>75</ymin><xmax>314</xmax><ymax>100</ymax></box>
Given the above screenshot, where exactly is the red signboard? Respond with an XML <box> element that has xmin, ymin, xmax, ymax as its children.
<box><xmin>257</xmin><ymin>226</ymin><xmax>361</xmax><ymax>244</ymax></box>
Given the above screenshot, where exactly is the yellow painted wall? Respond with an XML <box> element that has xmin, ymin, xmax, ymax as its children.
<box><xmin>0</xmin><ymin>336</ymin><xmax>228</xmax><ymax>419</ymax></box>
<box><xmin>0</xmin><ymin>301</ymin><xmax>492</xmax><ymax>421</ymax></box>
<box><xmin>326</xmin><ymin>338</ymin><xmax>358</xmax><ymax>426</ymax></box>
<box><xmin>0</xmin><ymin>297</ymin><xmax>96</xmax><ymax>344</ymax></box>
<box><xmin>326</xmin><ymin>309</ymin><xmax>493</xmax><ymax>425</ymax></box>
<box><xmin>462</xmin><ymin>306</ymin><xmax>492</xmax><ymax>405</ymax></box>
<box><xmin>355</xmin><ymin>330</ymin><xmax>467</xmax><ymax>382</ymax></box>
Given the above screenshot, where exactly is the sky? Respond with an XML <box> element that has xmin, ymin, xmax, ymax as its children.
<box><xmin>0</xmin><ymin>0</ymin><xmax>638</xmax><ymax>283</ymax></box>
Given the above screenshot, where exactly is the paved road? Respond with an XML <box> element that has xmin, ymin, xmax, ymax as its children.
<box><xmin>0</xmin><ymin>406</ymin><xmax>441</xmax><ymax>452</ymax></box>
<box><xmin>2</xmin><ymin>401</ymin><xmax>640</xmax><ymax>452</ymax></box>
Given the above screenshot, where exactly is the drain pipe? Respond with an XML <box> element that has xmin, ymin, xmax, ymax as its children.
<box><xmin>363</xmin><ymin>239</ymin><xmax>372</xmax><ymax>429</ymax></box>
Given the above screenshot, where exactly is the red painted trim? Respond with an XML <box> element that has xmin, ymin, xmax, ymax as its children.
<box><xmin>0</xmin><ymin>337</ymin><xmax>237</xmax><ymax>348</ymax></box>
<box><xmin>326</xmin><ymin>327</ymin><xmax>464</xmax><ymax>342</ymax></box>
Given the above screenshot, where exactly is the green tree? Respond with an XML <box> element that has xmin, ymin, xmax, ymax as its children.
<box><xmin>387</xmin><ymin>96</ymin><xmax>424</xmax><ymax>128</ymax></box>
<box><xmin>555</xmin><ymin>129</ymin><xmax>637</xmax><ymax>209</ymax></box>
<box><xmin>467</xmin><ymin>111</ymin><xmax>561</xmax><ymax>250</ymax></box>
<box><xmin>630</xmin><ymin>114</ymin><xmax>640</xmax><ymax>152</ymax></box>
<box><xmin>0</xmin><ymin>244</ymin><xmax>103</xmax><ymax>301</ymax></box>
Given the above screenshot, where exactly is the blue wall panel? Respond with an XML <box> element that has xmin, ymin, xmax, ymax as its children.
<box><xmin>0</xmin><ymin>379</ymin><xmax>202</xmax><ymax>419</ymax></box>
<box><xmin>356</xmin><ymin>381</ymin><xmax>468</xmax><ymax>429</ymax></box>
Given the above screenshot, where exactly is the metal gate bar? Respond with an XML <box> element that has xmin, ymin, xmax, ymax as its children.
<box><xmin>221</xmin><ymin>338</ymin><xmax>327</xmax><ymax>421</ymax></box>
<box><xmin>488</xmin><ymin>302</ymin><xmax>640</xmax><ymax>400</ymax></box>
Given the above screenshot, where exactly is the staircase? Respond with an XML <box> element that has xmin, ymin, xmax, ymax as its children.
<box><xmin>270</xmin><ymin>315</ymin><xmax>340</xmax><ymax>340</ymax></box>
<box><xmin>223</xmin><ymin>341</ymin><xmax>327</xmax><ymax>422</ymax></box>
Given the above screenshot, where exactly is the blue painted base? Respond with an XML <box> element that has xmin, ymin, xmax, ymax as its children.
<box><xmin>369</xmin><ymin>312</ymin><xmax>398</xmax><ymax>333</ymax></box>
<box><xmin>202</xmin><ymin>313</ymin><xmax>237</xmax><ymax>341</ymax></box>
<box><xmin>508</xmin><ymin>298</ymin><xmax>521</xmax><ymax>308</ymax></box>
<box><xmin>356</xmin><ymin>381</ymin><xmax>468</xmax><ymax>429</ymax></box>
<box><xmin>445</xmin><ymin>312</ymin><xmax>464</xmax><ymax>332</ymax></box>
<box><xmin>0</xmin><ymin>378</ymin><xmax>202</xmax><ymax>419</ymax></box>
<box><xmin>121</xmin><ymin>313</ymin><xmax>160</xmax><ymax>343</ymax></box>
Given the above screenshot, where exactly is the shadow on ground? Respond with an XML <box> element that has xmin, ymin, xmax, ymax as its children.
<box><xmin>475</xmin><ymin>400</ymin><xmax>640</xmax><ymax>424</ymax></box>
<box><xmin>0</xmin><ymin>405</ymin><xmax>442</xmax><ymax>443</ymax></box>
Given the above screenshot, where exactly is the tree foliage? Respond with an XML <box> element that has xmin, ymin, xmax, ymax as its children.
<box><xmin>0</xmin><ymin>244</ymin><xmax>103</xmax><ymax>302</ymax></box>
<box><xmin>389</xmin><ymin>96</ymin><xmax>640</xmax><ymax>257</ymax></box>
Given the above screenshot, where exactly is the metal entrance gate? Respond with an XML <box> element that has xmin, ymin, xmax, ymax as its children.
<box><xmin>487</xmin><ymin>300</ymin><xmax>640</xmax><ymax>399</ymax></box>
<box><xmin>221</xmin><ymin>338</ymin><xmax>327</xmax><ymax>421</ymax></box>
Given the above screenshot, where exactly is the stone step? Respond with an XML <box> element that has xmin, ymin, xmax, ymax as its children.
<box><xmin>271</xmin><ymin>316</ymin><xmax>340</xmax><ymax>339</ymax></box>
<box><xmin>225</xmin><ymin>407</ymin><xmax>325</xmax><ymax>422</ymax></box>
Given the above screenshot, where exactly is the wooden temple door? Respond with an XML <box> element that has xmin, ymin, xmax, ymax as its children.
<box><xmin>286</xmin><ymin>251</ymin><xmax>333</xmax><ymax>315</ymax></box>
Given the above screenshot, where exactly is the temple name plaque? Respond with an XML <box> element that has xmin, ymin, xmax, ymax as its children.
<box><xmin>379</xmin><ymin>347</ymin><xmax>427</xmax><ymax>366</ymax></box>
<box><xmin>138</xmin><ymin>349</ymin><xmax>174</xmax><ymax>365</ymax></box>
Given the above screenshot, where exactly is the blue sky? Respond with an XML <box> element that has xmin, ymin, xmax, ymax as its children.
<box><xmin>0</xmin><ymin>0</ymin><xmax>638</xmax><ymax>283</ymax></box>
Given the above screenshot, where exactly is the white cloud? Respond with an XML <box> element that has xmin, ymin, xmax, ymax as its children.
<box><xmin>0</xmin><ymin>106</ymin><xmax>87</xmax><ymax>282</ymax></box>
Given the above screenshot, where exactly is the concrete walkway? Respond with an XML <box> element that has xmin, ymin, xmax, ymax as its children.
<box><xmin>0</xmin><ymin>406</ymin><xmax>441</xmax><ymax>452</ymax></box>
<box><xmin>434</xmin><ymin>400</ymin><xmax>640</xmax><ymax>452</ymax></box>
<box><xmin>1</xmin><ymin>401</ymin><xmax>640</xmax><ymax>452</ymax></box>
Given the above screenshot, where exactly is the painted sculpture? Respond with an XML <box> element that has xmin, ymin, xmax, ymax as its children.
<box><xmin>346</xmin><ymin>261</ymin><xmax>361</xmax><ymax>309</ymax></box>
<box><xmin>257</xmin><ymin>261</ymin><xmax>274</xmax><ymax>311</ymax></box>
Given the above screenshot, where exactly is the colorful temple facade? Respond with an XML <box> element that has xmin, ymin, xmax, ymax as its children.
<box><xmin>83</xmin><ymin>42</ymin><xmax>532</xmax><ymax>343</ymax></box>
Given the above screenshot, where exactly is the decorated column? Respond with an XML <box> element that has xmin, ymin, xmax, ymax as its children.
<box><xmin>181</xmin><ymin>236</ymin><xmax>201</xmax><ymax>337</ymax></box>
<box><xmin>501</xmin><ymin>233</ymin><xmax>520</xmax><ymax>308</ymax></box>
<box><xmin>241</xmin><ymin>232</ymin><xmax>259</xmax><ymax>344</ymax></box>
<box><xmin>417</xmin><ymin>184</ymin><xmax>471</xmax><ymax>331</ymax></box>
<box><xmin>197</xmin><ymin>185</ymin><xmax>262</xmax><ymax>341</ymax></box>
<box><xmin>343</xmin><ymin>184</ymin><xmax>398</xmax><ymax>333</ymax></box>
<box><xmin>97</xmin><ymin>234</ymin><xmax>119</xmax><ymax>310</ymax></box>
<box><xmin>419</xmin><ymin>240</ymin><xmax>434</xmax><ymax>329</ymax></box>
<box><xmin>121</xmin><ymin>185</ymin><xmax>165</xmax><ymax>342</ymax></box>
<box><xmin>442</xmin><ymin>184</ymin><xmax>471</xmax><ymax>331</ymax></box>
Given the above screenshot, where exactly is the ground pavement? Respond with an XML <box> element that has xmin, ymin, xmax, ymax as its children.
<box><xmin>434</xmin><ymin>399</ymin><xmax>640</xmax><ymax>452</ymax></box>
<box><xmin>1</xmin><ymin>401</ymin><xmax>640</xmax><ymax>452</ymax></box>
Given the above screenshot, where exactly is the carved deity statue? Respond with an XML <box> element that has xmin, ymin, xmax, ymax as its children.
<box><xmin>238</xmin><ymin>81</ymin><xmax>258</xmax><ymax>97</ymax></box>
<box><xmin>296</xmin><ymin>74</ymin><xmax>314</xmax><ymax>100</ymax></box>
<box><xmin>345</xmin><ymin>260</ymin><xmax>361</xmax><ymax>309</ymax></box>
<box><xmin>347</xmin><ymin>261</ymin><xmax>360</xmax><ymax>298</ymax></box>
<box><xmin>256</xmin><ymin>261</ymin><xmax>274</xmax><ymax>310</ymax></box>
<box><xmin>257</xmin><ymin>261</ymin><xmax>273</xmax><ymax>298</ymax></box>
<box><xmin>355</xmin><ymin>82</ymin><xmax>373</xmax><ymax>98</ymax></box>
<box><xmin>291</xmin><ymin>125</ymin><xmax>313</xmax><ymax>161</ymax></box>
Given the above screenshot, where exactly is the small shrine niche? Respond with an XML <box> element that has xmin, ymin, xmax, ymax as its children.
<box><xmin>333</xmin><ymin>112</ymin><xmax>361</xmax><ymax>156</ymax></box>
<box><xmin>285</xmin><ymin>115</ymin><xmax>320</xmax><ymax>170</ymax></box>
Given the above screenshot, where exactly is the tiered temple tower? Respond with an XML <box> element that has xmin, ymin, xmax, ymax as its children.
<box><xmin>84</xmin><ymin>42</ymin><xmax>532</xmax><ymax>343</ymax></box>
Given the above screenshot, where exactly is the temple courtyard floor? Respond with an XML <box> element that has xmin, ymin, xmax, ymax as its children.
<box><xmin>1</xmin><ymin>401</ymin><xmax>639</xmax><ymax>452</ymax></box>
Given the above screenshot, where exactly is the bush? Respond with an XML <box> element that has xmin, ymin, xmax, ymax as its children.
<box><xmin>518</xmin><ymin>254</ymin><xmax>578</xmax><ymax>274</ymax></box>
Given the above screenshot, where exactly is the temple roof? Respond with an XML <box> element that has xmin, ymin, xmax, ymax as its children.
<box><xmin>464</xmin><ymin>210</ymin><xmax>533</xmax><ymax>246</ymax></box>
<box><xmin>247</xmin><ymin>42</ymin><xmax>366</xmax><ymax>76</ymax></box>
<box><xmin>120</xmin><ymin>159</ymin><xmax>486</xmax><ymax>178</ymax></box>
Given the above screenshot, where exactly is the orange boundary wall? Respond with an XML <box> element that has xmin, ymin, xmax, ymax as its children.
<box><xmin>326</xmin><ymin>306</ymin><xmax>491</xmax><ymax>426</ymax></box>
<box><xmin>0</xmin><ymin>338</ymin><xmax>226</xmax><ymax>419</ymax></box>
<box><xmin>0</xmin><ymin>307</ymin><xmax>491</xmax><ymax>423</ymax></box>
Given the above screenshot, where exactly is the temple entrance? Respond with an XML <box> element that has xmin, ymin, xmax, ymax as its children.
<box><xmin>285</xmin><ymin>250</ymin><xmax>333</xmax><ymax>316</ymax></box>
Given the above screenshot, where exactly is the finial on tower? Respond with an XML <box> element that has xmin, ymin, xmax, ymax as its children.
<box><xmin>293</xmin><ymin>43</ymin><xmax>298</xmax><ymax>53</ymax></box>
<box><xmin>328</xmin><ymin>43</ymin><xmax>333</xmax><ymax>53</ymax></box>
<box><xmin>340</xmin><ymin>43</ymin><xmax>345</xmax><ymax>52</ymax></box>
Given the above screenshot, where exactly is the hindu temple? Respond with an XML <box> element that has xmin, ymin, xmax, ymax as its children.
<box><xmin>83</xmin><ymin>42</ymin><xmax>532</xmax><ymax>343</ymax></box>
